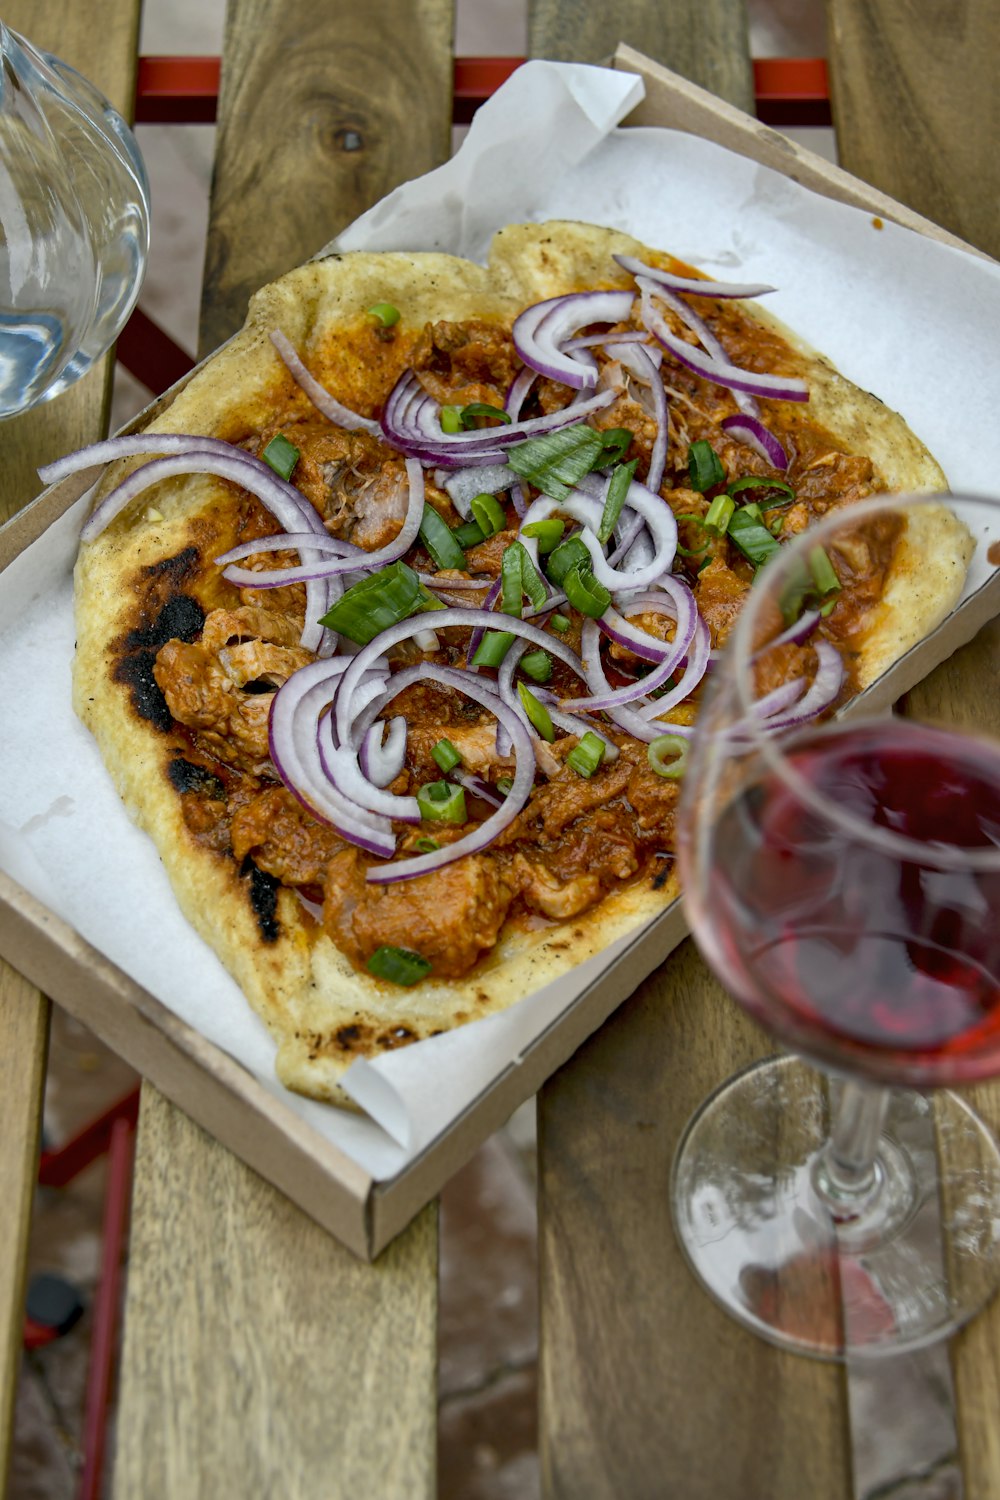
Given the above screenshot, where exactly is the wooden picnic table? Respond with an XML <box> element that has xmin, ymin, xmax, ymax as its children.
<box><xmin>2</xmin><ymin>1</ymin><xmax>999</xmax><ymax>1496</ymax></box>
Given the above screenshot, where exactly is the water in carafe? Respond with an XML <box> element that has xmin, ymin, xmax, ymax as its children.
<box><xmin>0</xmin><ymin>22</ymin><xmax>150</xmax><ymax>417</ymax></box>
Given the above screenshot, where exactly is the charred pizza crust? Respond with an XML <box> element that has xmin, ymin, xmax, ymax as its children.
<box><xmin>73</xmin><ymin>222</ymin><xmax>970</xmax><ymax>1105</ymax></box>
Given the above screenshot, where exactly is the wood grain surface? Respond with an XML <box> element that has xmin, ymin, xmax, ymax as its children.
<box><xmin>115</xmin><ymin>1091</ymin><xmax>438</xmax><ymax>1498</ymax></box>
<box><xmin>200</xmin><ymin>0</ymin><xmax>454</xmax><ymax>355</ymax></box>
<box><xmin>0</xmin><ymin>0</ymin><xmax>140</xmax><ymax>1484</ymax></box>
<box><xmin>528</xmin><ymin>0</ymin><xmax>754</xmax><ymax>112</ymax></box>
<box><xmin>0</xmin><ymin>967</ymin><xmax>49</xmax><ymax>1493</ymax></box>
<box><xmin>827</xmin><ymin>0</ymin><xmax>1000</xmax><ymax>256</ymax></box>
<box><xmin>116</xmin><ymin>0</ymin><xmax>443</xmax><ymax>1491</ymax></box>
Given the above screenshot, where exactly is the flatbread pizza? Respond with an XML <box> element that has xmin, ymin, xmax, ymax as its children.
<box><xmin>57</xmin><ymin>221</ymin><xmax>972</xmax><ymax>1105</ymax></box>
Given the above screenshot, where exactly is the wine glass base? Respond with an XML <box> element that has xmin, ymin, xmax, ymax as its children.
<box><xmin>671</xmin><ymin>1056</ymin><xmax>1000</xmax><ymax>1359</ymax></box>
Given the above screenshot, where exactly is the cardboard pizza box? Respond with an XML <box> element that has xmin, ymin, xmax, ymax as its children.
<box><xmin>2</xmin><ymin>46</ymin><xmax>999</xmax><ymax>1259</ymax></box>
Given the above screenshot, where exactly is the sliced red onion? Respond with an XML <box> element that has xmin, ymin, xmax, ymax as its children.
<box><xmin>505</xmin><ymin>366</ymin><xmax>537</xmax><ymax>420</ymax></box>
<box><xmin>565</xmin><ymin>605</ymin><xmax>706</xmax><ymax>714</ymax></box>
<box><xmin>614</xmin><ymin>255</ymin><xmax>777</xmax><ymax>301</ymax></box>
<box><xmin>362</xmin><ymin>664</ymin><xmax>537</xmax><ymax>884</ymax></box>
<box><xmin>419</xmin><ymin>573</ymin><xmax>491</xmax><ymax>591</ymax></box>
<box><xmin>359</xmin><ymin>717</ymin><xmax>408</xmax><ymax>787</ymax></box>
<box><xmin>720</xmin><ymin>413</ymin><xmax>789</xmax><ymax>471</ymax></box>
<box><xmin>768</xmin><ymin>607</ymin><xmax>822</xmax><ymax>651</ymax></box>
<box><xmin>71</xmin><ymin>442</ymin><xmax>326</xmax><ymax>544</ymax></box>
<box><xmin>510</xmin><ymin>480</ymin><xmax>529</xmax><ymax>519</ymax></box>
<box><xmin>215</xmin><ymin>530</ymin><xmax>361</xmax><ymax>566</ymax></box>
<box><xmin>638</xmin><ymin>279</ymin><xmax>809</xmax><ymax>404</ymax></box>
<box><xmin>317</xmin><ymin>730</ymin><xmax>420</xmax><ymax>823</ymax></box>
<box><xmin>268</xmin><ymin>660</ymin><xmax>396</xmax><ymax>857</ymax></box>
<box><xmin>620</xmin><ymin>341</ymin><xmax>668</xmax><ymax>493</ymax></box>
<box><xmin>512</xmin><ymin>290</ymin><xmax>635</xmax><ymax>390</ymax></box>
<box><xmin>219</xmin><ymin>458</ymin><xmax>425</xmax><ymax>586</ymax></box>
<box><xmin>335</xmin><ymin>606</ymin><xmax>587</xmax><ymax>750</ymax></box>
<box><xmin>296</xmin><ymin>890</ymin><xmax>325</xmax><ymax>923</ymax></box>
<box><xmin>632</xmin><ymin>615</ymin><xmax>710</xmax><ymax>718</ymax></box>
<box><xmin>535</xmin><ymin>697</ymin><xmax>620</xmax><ymax>759</ymax></box>
<box><xmin>270</xmin><ymin>329</ymin><xmax>381</xmax><ymax>435</ymax></box>
<box><xmin>413</xmin><ymin>628</ymin><xmax>440</xmax><ymax>652</ymax></box>
<box><xmin>381</xmin><ymin>370</ymin><xmax>616</xmax><ymax>463</ymax></box>
<box><xmin>754</xmin><ymin>639</ymin><xmax>844</xmax><ymax>732</ymax></box>
<box><xmin>466</xmin><ymin>577</ymin><xmax>502</xmax><ymax>667</ymax></box>
<box><xmin>574</xmin><ymin>620</ymin><xmax>695</xmax><ymax>745</ymax></box>
<box><xmin>40</xmin><ymin>432</ymin><xmax>273</xmax><ymax>490</ymax></box>
<box><xmin>454</xmin><ymin>772</ymin><xmax>504</xmax><ymax>809</ymax></box>
<box><xmin>598</xmin><ymin>579</ymin><xmax>697</xmax><ymax>664</ymax></box>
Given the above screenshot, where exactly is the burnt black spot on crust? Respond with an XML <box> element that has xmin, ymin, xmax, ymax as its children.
<box><xmin>652</xmin><ymin>857</ymin><xmax>674</xmax><ymax>892</ymax></box>
<box><xmin>377</xmin><ymin>1026</ymin><xmax>416</xmax><ymax>1050</ymax></box>
<box><xmin>167</xmin><ymin>757</ymin><xmax>225</xmax><ymax>799</ymax></box>
<box><xmin>239</xmin><ymin>856</ymin><xmax>280</xmax><ymax>943</ymax></box>
<box><xmin>125</xmin><ymin>593</ymin><xmax>205</xmax><ymax>652</ymax></box>
<box><xmin>335</xmin><ymin>1024</ymin><xmax>363</xmax><ymax>1050</ymax></box>
<box><xmin>113</xmin><ymin>650</ymin><xmax>172</xmax><ymax>731</ymax></box>
<box><xmin>142</xmin><ymin>545</ymin><xmax>199</xmax><ymax>584</ymax></box>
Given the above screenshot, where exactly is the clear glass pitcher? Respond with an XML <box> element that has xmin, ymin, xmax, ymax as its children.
<box><xmin>0</xmin><ymin>20</ymin><xmax>150</xmax><ymax>418</ymax></box>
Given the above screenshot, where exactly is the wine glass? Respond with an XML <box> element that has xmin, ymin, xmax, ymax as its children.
<box><xmin>672</xmin><ymin>490</ymin><xmax>1000</xmax><ymax>1359</ymax></box>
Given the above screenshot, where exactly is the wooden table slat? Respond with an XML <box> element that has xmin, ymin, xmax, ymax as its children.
<box><xmin>114</xmin><ymin>1091</ymin><xmax>438</xmax><ymax>1499</ymax></box>
<box><xmin>117</xmin><ymin>0</ymin><xmax>446</xmax><ymax>1491</ymax></box>
<box><xmin>200</xmin><ymin>0</ymin><xmax>455</xmax><ymax>356</ymax></box>
<box><xmin>528</xmin><ymin>0</ymin><xmax>754</xmax><ymax>114</ymax></box>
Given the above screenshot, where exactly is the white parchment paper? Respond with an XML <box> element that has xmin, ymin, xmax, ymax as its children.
<box><xmin>3</xmin><ymin>60</ymin><xmax>1000</xmax><ymax>1181</ymax></box>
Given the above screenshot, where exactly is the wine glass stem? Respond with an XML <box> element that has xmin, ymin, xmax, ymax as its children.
<box><xmin>814</xmin><ymin>1079</ymin><xmax>890</xmax><ymax>1214</ymax></box>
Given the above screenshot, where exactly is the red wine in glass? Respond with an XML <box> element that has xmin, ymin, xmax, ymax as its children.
<box><xmin>709</xmin><ymin>719</ymin><xmax>1000</xmax><ymax>1087</ymax></box>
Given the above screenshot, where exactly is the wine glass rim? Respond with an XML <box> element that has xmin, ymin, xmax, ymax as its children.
<box><xmin>724</xmin><ymin>490</ymin><xmax>1000</xmax><ymax>874</ymax></box>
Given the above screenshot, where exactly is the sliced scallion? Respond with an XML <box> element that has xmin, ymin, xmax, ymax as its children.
<box><xmin>567</xmin><ymin>731</ymin><xmax>606</xmax><ymax>779</ymax></box>
<box><xmin>431</xmin><ymin>738</ymin><xmax>461</xmax><ymax>773</ymax></box>
<box><xmin>440</xmin><ymin>406</ymin><xmax>462</xmax><ymax>434</ymax></box>
<box><xmin>419</xmin><ymin>503</ymin><xmax>466</xmax><ymax>571</ymax></box>
<box><xmin>507</xmin><ymin>424</ymin><xmax>608</xmax><ymax>502</ymax></box>
<box><xmin>727</xmin><ymin>507</ymin><xmax>781</xmax><ymax>568</ymax></box>
<box><xmin>262</xmin><ymin>433</ymin><xmax>299</xmax><ymax>481</ymax></box>
<box><xmin>517</xmin><ymin>681</ymin><xmax>556</xmax><ymax>742</ymax></box>
<box><xmin>563</xmin><ymin>564</ymin><xmax>611</xmax><ymax>619</ymax></box>
<box><xmin>470</xmin><ymin>492</ymin><xmax>506</xmax><ymax>538</ymax></box>
<box><xmin>366</xmin><ymin>945</ymin><xmax>432</xmax><ymax>984</ymax></box>
<box><xmin>727</xmin><ymin>475</ymin><xmax>796</xmax><ymax>507</ymax></box>
<box><xmin>598</xmin><ymin>427</ymin><xmax>633</xmax><ymax>466</ymax></box>
<box><xmin>367</xmin><ymin>302</ymin><xmax>400</xmax><ymax>328</ymax></box>
<box><xmin>598</xmin><ymin>458</ymin><xmax>638</xmax><ymax>545</ymax></box>
<box><xmin>472</xmin><ymin>630</ymin><xmax>516</xmax><ymax>668</ymax></box>
<box><xmin>703</xmin><ymin>494</ymin><xmax>735</xmax><ymax>537</ymax></box>
<box><xmin>453</xmin><ymin>519</ymin><xmax>487</xmax><ymax>549</ymax></box>
<box><xmin>648</xmin><ymin>734</ymin><xmax>689</xmax><ymax>780</ymax></box>
<box><xmin>521</xmin><ymin>518</ymin><xmax>565</xmax><ymax>554</ymax></box>
<box><xmin>520</xmin><ymin>649</ymin><xmax>553</xmax><ymax>683</ymax></box>
<box><xmin>545</xmin><ymin>534</ymin><xmax>591</xmax><ymax>586</ymax></box>
<box><xmin>416</xmin><ymin>780</ymin><xmax>467</xmax><ymax>824</ymax></box>
<box><xmin>319</xmin><ymin>561</ymin><xmax>423</xmax><ymax>645</ymax></box>
<box><xmin>549</xmin><ymin>613</ymin><xmax>571</xmax><ymax>633</ymax></box>
<box><xmin>688</xmin><ymin>440</ymin><xmax>725</xmax><ymax>493</ymax></box>
<box><xmin>459</xmin><ymin>402</ymin><xmax>512</xmax><ymax>429</ymax></box>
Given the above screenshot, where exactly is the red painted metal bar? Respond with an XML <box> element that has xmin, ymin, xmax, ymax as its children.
<box><xmin>76</xmin><ymin>1117</ymin><xmax>135</xmax><ymax>1500</ymax></box>
<box><xmin>134</xmin><ymin>55</ymin><xmax>832</xmax><ymax>127</ymax></box>
<box><xmin>37</xmin><ymin>1087</ymin><xmax>140</xmax><ymax>1189</ymax></box>
<box><xmin>115</xmin><ymin>308</ymin><xmax>196</xmax><ymax>394</ymax></box>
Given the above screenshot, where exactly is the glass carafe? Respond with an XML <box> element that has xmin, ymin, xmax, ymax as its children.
<box><xmin>0</xmin><ymin>20</ymin><xmax>150</xmax><ymax>417</ymax></box>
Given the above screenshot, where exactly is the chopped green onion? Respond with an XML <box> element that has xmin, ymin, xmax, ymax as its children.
<box><xmin>521</xmin><ymin>518</ymin><xmax>565</xmax><ymax>554</ymax></box>
<box><xmin>431</xmin><ymin>738</ymin><xmax>461</xmax><ymax>773</ymax></box>
<box><xmin>703</xmin><ymin>494</ymin><xmax>735</xmax><ymax>537</ymax></box>
<box><xmin>470</xmin><ymin>492</ymin><xmax>507</xmax><ymax>538</ymax></box>
<box><xmin>416</xmin><ymin>780</ymin><xmax>467</xmax><ymax>823</ymax></box>
<box><xmin>549</xmin><ymin>613</ymin><xmax>571</xmax><ymax>633</ymax></box>
<box><xmin>648</xmin><ymin>734</ymin><xmax>689</xmax><ymax>780</ymax></box>
<box><xmin>688</xmin><ymin>440</ymin><xmax>725</xmax><ymax>493</ymax></box>
<box><xmin>366</xmin><ymin>945</ymin><xmax>431</xmax><ymax>985</ymax></box>
<box><xmin>674</xmin><ymin>512</ymin><xmax>708</xmax><ymax>528</ymax></box>
<box><xmin>517</xmin><ymin>681</ymin><xmax>556</xmax><ymax>742</ymax></box>
<box><xmin>413</xmin><ymin>837</ymin><xmax>441</xmax><ymax>853</ymax></box>
<box><xmin>501</xmin><ymin>542</ymin><xmax>526</xmax><ymax>618</ymax></box>
<box><xmin>563</xmin><ymin>563</ymin><xmax>611</xmax><ymax>619</ymax></box>
<box><xmin>419</xmin><ymin>503</ymin><xmax>466</xmax><ymax>571</ymax></box>
<box><xmin>507</xmin><ymin>424</ymin><xmax>608</xmax><ymax>502</ymax></box>
<box><xmin>768</xmin><ymin>515</ymin><xmax>785</xmax><ymax>536</ymax></box>
<box><xmin>496</xmin><ymin>776</ymin><xmax>514</xmax><ymax>795</ymax></box>
<box><xmin>367</xmin><ymin>302</ymin><xmax>400</xmax><ymax>328</ymax></box>
<box><xmin>459</xmin><ymin>402</ymin><xmax>512</xmax><ymax>429</ymax></box>
<box><xmin>809</xmin><ymin>545</ymin><xmax>841</xmax><ymax>598</ymax></box>
<box><xmin>545</xmin><ymin>534</ymin><xmax>591</xmax><ymax>586</ymax></box>
<box><xmin>598</xmin><ymin>427</ymin><xmax>633</xmax><ymax>466</ymax></box>
<box><xmin>597</xmin><ymin>458</ymin><xmax>638</xmax><ymax>544</ymax></box>
<box><xmin>472</xmin><ymin>630</ymin><xmax>516</xmax><ymax>668</ymax></box>
<box><xmin>741</xmin><ymin>501</ymin><xmax>763</xmax><ymax>522</ymax></box>
<box><xmin>519</xmin><ymin>649</ymin><xmax>553</xmax><ymax>683</ymax></box>
<box><xmin>319</xmin><ymin>561</ymin><xmax>423</xmax><ymax>645</ymax></box>
<box><xmin>453</xmin><ymin>519</ymin><xmax>486</xmax><ymax>548</ymax></box>
<box><xmin>415</xmin><ymin>584</ymin><xmax>447</xmax><ymax>613</ymax></box>
<box><xmin>727</xmin><ymin>475</ymin><xmax>796</xmax><ymax>507</ymax></box>
<box><xmin>262</xmin><ymin>433</ymin><xmax>299</xmax><ymax>481</ymax></box>
<box><xmin>567</xmin><ymin>731</ymin><xmax>607</xmax><ymax>779</ymax></box>
<box><xmin>440</xmin><ymin>406</ymin><xmax>462</xmax><ymax>434</ymax></box>
<box><xmin>517</xmin><ymin>544</ymin><xmax>547</xmax><ymax>608</ymax></box>
<box><xmin>675</xmin><ymin>540</ymin><xmax>709</xmax><ymax>558</ymax></box>
<box><xmin>727</xmin><ymin>507</ymin><xmax>781</xmax><ymax>569</ymax></box>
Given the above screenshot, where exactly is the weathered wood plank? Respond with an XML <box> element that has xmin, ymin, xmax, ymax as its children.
<box><xmin>528</xmin><ymin>0</ymin><xmax>753</xmax><ymax>113</ymax></box>
<box><xmin>115</xmin><ymin>1091</ymin><xmax>438</xmax><ymax>1498</ymax></box>
<box><xmin>200</xmin><ymin>0</ymin><xmax>454</xmax><ymax>355</ymax></box>
<box><xmin>827</xmin><ymin>0</ymin><xmax>1000</xmax><ymax>257</ymax></box>
<box><xmin>0</xmin><ymin>2</ymin><xmax>139</xmax><ymax>1486</ymax></box>
<box><xmin>117</xmin><ymin>1</ymin><xmax>444</xmax><ymax>1492</ymax></box>
<box><xmin>899</xmin><ymin>620</ymin><xmax>1000</xmax><ymax>1500</ymax></box>
<box><xmin>538</xmin><ymin>943</ymin><xmax>851</xmax><ymax>1499</ymax></box>
<box><xmin>0</xmin><ymin>966</ymin><xmax>49</xmax><ymax>1494</ymax></box>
